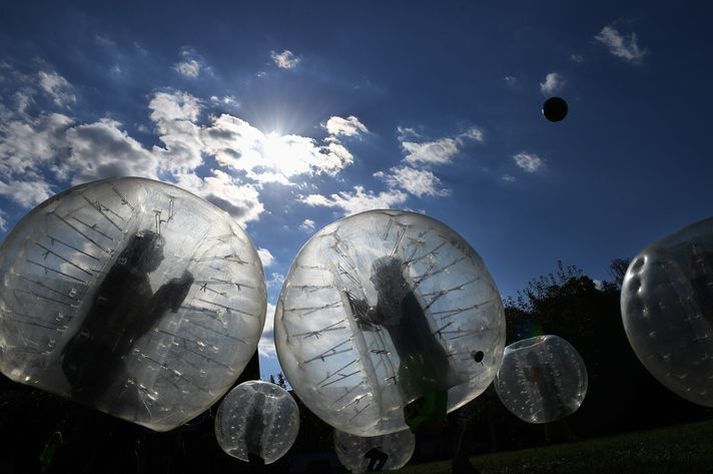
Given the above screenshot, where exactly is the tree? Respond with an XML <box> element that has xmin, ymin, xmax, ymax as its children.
<box><xmin>608</xmin><ymin>258</ymin><xmax>630</xmax><ymax>289</ymax></box>
<box><xmin>500</xmin><ymin>259</ymin><xmax>708</xmax><ymax>439</ymax></box>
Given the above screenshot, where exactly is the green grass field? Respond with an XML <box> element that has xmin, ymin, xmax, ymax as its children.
<box><xmin>398</xmin><ymin>420</ymin><xmax>713</xmax><ymax>473</ymax></box>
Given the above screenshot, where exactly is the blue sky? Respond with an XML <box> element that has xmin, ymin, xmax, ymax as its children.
<box><xmin>1</xmin><ymin>1</ymin><xmax>712</xmax><ymax>379</ymax></box>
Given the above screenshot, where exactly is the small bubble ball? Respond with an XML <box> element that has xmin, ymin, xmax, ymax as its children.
<box><xmin>0</xmin><ymin>177</ymin><xmax>267</xmax><ymax>431</ymax></box>
<box><xmin>622</xmin><ymin>218</ymin><xmax>713</xmax><ymax>406</ymax></box>
<box><xmin>494</xmin><ymin>335</ymin><xmax>588</xmax><ymax>424</ymax></box>
<box><xmin>334</xmin><ymin>428</ymin><xmax>415</xmax><ymax>473</ymax></box>
<box><xmin>542</xmin><ymin>96</ymin><xmax>568</xmax><ymax>122</ymax></box>
<box><xmin>274</xmin><ymin>209</ymin><xmax>505</xmax><ymax>436</ymax></box>
<box><xmin>215</xmin><ymin>380</ymin><xmax>300</xmax><ymax>464</ymax></box>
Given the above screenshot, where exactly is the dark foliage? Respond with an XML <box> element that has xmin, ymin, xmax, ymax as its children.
<box><xmin>454</xmin><ymin>259</ymin><xmax>713</xmax><ymax>456</ymax></box>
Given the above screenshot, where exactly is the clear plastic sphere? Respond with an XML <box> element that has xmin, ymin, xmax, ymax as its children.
<box><xmin>621</xmin><ymin>218</ymin><xmax>713</xmax><ymax>406</ymax></box>
<box><xmin>215</xmin><ymin>380</ymin><xmax>300</xmax><ymax>464</ymax></box>
<box><xmin>0</xmin><ymin>177</ymin><xmax>267</xmax><ymax>431</ymax></box>
<box><xmin>274</xmin><ymin>209</ymin><xmax>505</xmax><ymax>436</ymax></box>
<box><xmin>334</xmin><ymin>428</ymin><xmax>415</xmax><ymax>474</ymax></box>
<box><xmin>494</xmin><ymin>335</ymin><xmax>588</xmax><ymax>424</ymax></box>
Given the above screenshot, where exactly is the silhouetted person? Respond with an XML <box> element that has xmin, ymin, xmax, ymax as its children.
<box><xmin>350</xmin><ymin>256</ymin><xmax>460</xmax><ymax>432</ymax></box>
<box><xmin>523</xmin><ymin>351</ymin><xmax>566</xmax><ymax>426</ymax></box>
<box><xmin>245</xmin><ymin>392</ymin><xmax>266</xmax><ymax>463</ymax></box>
<box><xmin>61</xmin><ymin>230</ymin><xmax>193</xmax><ymax>410</ymax></box>
<box><xmin>364</xmin><ymin>446</ymin><xmax>388</xmax><ymax>471</ymax></box>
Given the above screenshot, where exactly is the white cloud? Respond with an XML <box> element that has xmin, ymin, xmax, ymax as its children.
<box><xmin>400</xmin><ymin>127</ymin><xmax>483</xmax><ymax>166</ymax></box>
<box><xmin>0</xmin><ymin>65</ymin><xmax>365</xmax><ymax>232</ymax></box>
<box><xmin>513</xmin><ymin>152</ymin><xmax>544</xmax><ymax>173</ymax></box>
<box><xmin>504</xmin><ymin>76</ymin><xmax>517</xmax><ymax>86</ymax></box>
<box><xmin>38</xmin><ymin>71</ymin><xmax>76</xmax><ymax>107</ymax></box>
<box><xmin>324</xmin><ymin>115</ymin><xmax>368</xmax><ymax>137</ymax></box>
<box><xmin>375</xmin><ymin>166</ymin><xmax>450</xmax><ymax>198</ymax></box>
<box><xmin>570</xmin><ymin>54</ymin><xmax>584</xmax><ymax>63</ymax></box>
<box><xmin>270</xmin><ymin>50</ymin><xmax>301</xmax><ymax>69</ymax></box>
<box><xmin>299</xmin><ymin>218</ymin><xmax>315</xmax><ymax>232</ymax></box>
<box><xmin>401</xmin><ymin>137</ymin><xmax>460</xmax><ymax>166</ymax></box>
<box><xmin>302</xmin><ymin>186</ymin><xmax>408</xmax><ymax>215</ymax></box>
<box><xmin>177</xmin><ymin>169</ymin><xmax>265</xmax><ymax>226</ymax></box>
<box><xmin>64</xmin><ymin>118</ymin><xmax>159</xmax><ymax>184</ymax></box>
<box><xmin>149</xmin><ymin>90</ymin><xmax>201</xmax><ymax>122</ymax></box>
<box><xmin>149</xmin><ymin>91</ymin><xmax>204</xmax><ymax>171</ymax></box>
<box><xmin>501</xmin><ymin>174</ymin><xmax>516</xmax><ymax>183</ymax></box>
<box><xmin>0</xmin><ymin>179</ymin><xmax>54</xmax><ymax>208</ymax></box>
<box><xmin>396</xmin><ymin>126</ymin><xmax>421</xmax><ymax>141</ymax></box>
<box><xmin>458</xmin><ymin>127</ymin><xmax>484</xmax><ymax>143</ymax></box>
<box><xmin>0</xmin><ymin>209</ymin><xmax>6</xmax><ymax>231</ymax></box>
<box><xmin>0</xmin><ymin>112</ymin><xmax>73</xmax><ymax>176</ymax></box>
<box><xmin>14</xmin><ymin>90</ymin><xmax>34</xmax><ymax>113</ymax></box>
<box><xmin>203</xmin><ymin>114</ymin><xmax>355</xmax><ymax>185</ymax></box>
<box><xmin>257</xmin><ymin>247</ymin><xmax>274</xmax><ymax>267</ymax></box>
<box><xmin>540</xmin><ymin>72</ymin><xmax>564</xmax><ymax>95</ymax></box>
<box><xmin>210</xmin><ymin>95</ymin><xmax>237</xmax><ymax>106</ymax></box>
<box><xmin>595</xmin><ymin>25</ymin><xmax>646</xmax><ymax>64</ymax></box>
<box><xmin>175</xmin><ymin>59</ymin><xmax>201</xmax><ymax>78</ymax></box>
<box><xmin>258</xmin><ymin>302</ymin><xmax>277</xmax><ymax>358</ymax></box>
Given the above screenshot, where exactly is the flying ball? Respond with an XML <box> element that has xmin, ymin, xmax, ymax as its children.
<box><xmin>274</xmin><ymin>209</ymin><xmax>505</xmax><ymax>436</ymax></box>
<box><xmin>0</xmin><ymin>177</ymin><xmax>267</xmax><ymax>431</ymax></box>
<box><xmin>334</xmin><ymin>428</ymin><xmax>415</xmax><ymax>474</ymax></box>
<box><xmin>215</xmin><ymin>380</ymin><xmax>300</xmax><ymax>464</ymax></box>
<box><xmin>494</xmin><ymin>335</ymin><xmax>587</xmax><ymax>424</ymax></box>
<box><xmin>542</xmin><ymin>96</ymin><xmax>568</xmax><ymax>122</ymax></box>
<box><xmin>621</xmin><ymin>217</ymin><xmax>713</xmax><ymax>406</ymax></box>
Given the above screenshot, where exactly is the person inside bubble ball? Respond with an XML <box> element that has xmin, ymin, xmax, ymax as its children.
<box><xmin>349</xmin><ymin>255</ymin><xmax>460</xmax><ymax>432</ymax></box>
<box><xmin>61</xmin><ymin>229</ymin><xmax>194</xmax><ymax>410</ymax></box>
<box><xmin>245</xmin><ymin>391</ymin><xmax>266</xmax><ymax>464</ymax></box>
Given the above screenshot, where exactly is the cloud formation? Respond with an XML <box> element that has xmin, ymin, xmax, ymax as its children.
<box><xmin>258</xmin><ymin>302</ymin><xmax>277</xmax><ymax>358</ymax></box>
<box><xmin>38</xmin><ymin>71</ymin><xmax>76</xmax><ymax>107</ymax></box>
<box><xmin>64</xmin><ymin>118</ymin><xmax>159</xmax><ymax>184</ymax></box>
<box><xmin>299</xmin><ymin>218</ymin><xmax>315</xmax><ymax>232</ymax></box>
<box><xmin>595</xmin><ymin>25</ymin><xmax>646</xmax><ymax>64</ymax></box>
<box><xmin>401</xmin><ymin>127</ymin><xmax>483</xmax><ymax>166</ymax></box>
<box><xmin>324</xmin><ymin>115</ymin><xmax>368</xmax><ymax>137</ymax></box>
<box><xmin>270</xmin><ymin>50</ymin><xmax>301</xmax><ymax>69</ymax></box>
<box><xmin>175</xmin><ymin>59</ymin><xmax>201</xmax><ymax>78</ymax></box>
<box><xmin>302</xmin><ymin>186</ymin><xmax>408</xmax><ymax>215</ymax></box>
<box><xmin>513</xmin><ymin>152</ymin><xmax>544</xmax><ymax>173</ymax></box>
<box><xmin>257</xmin><ymin>247</ymin><xmax>274</xmax><ymax>267</ymax></box>
<box><xmin>0</xmin><ymin>67</ymin><xmax>366</xmax><ymax>229</ymax></box>
<box><xmin>374</xmin><ymin>166</ymin><xmax>450</xmax><ymax>198</ymax></box>
<box><xmin>540</xmin><ymin>72</ymin><xmax>564</xmax><ymax>95</ymax></box>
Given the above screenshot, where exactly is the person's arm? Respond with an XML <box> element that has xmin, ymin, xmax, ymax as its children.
<box><xmin>128</xmin><ymin>271</ymin><xmax>195</xmax><ymax>341</ymax></box>
<box><xmin>345</xmin><ymin>291</ymin><xmax>380</xmax><ymax>331</ymax></box>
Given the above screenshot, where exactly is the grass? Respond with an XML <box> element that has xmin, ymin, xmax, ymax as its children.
<box><xmin>397</xmin><ymin>420</ymin><xmax>713</xmax><ymax>473</ymax></box>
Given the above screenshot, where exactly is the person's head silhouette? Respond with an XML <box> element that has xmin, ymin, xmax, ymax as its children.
<box><xmin>117</xmin><ymin>230</ymin><xmax>165</xmax><ymax>273</ymax></box>
<box><xmin>370</xmin><ymin>256</ymin><xmax>409</xmax><ymax>296</ymax></box>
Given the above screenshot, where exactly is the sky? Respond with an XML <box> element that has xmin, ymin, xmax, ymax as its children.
<box><xmin>1</xmin><ymin>1</ymin><xmax>712</xmax><ymax>380</ymax></box>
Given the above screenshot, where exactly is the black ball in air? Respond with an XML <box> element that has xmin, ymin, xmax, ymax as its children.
<box><xmin>542</xmin><ymin>97</ymin><xmax>568</xmax><ymax>122</ymax></box>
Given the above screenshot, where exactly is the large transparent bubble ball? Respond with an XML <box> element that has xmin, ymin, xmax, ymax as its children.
<box><xmin>274</xmin><ymin>209</ymin><xmax>505</xmax><ymax>436</ymax></box>
<box><xmin>334</xmin><ymin>428</ymin><xmax>415</xmax><ymax>474</ymax></box>
<box><xmin>622</xmin><ymin>218</ymin><xmax>713</xmax><ymax>406</ymax></box>
<box><xmin>215</xmin><ymin>380</ymin><xmax>300</xmax><ymax>464</ymax></box>
<box><xmin>494</xmin><ymin>335</ymin><xmax>588</xmax><ymax>424</ymax></box>
<box><xmin>0</xmin><ymin>177</ymin><xmax>267</xmax><ymax>431</ymax></box>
